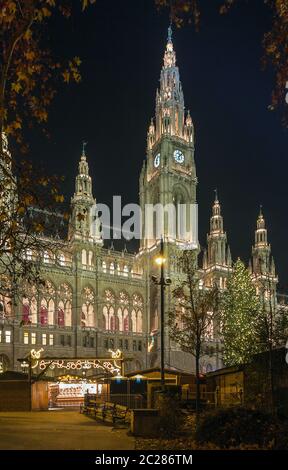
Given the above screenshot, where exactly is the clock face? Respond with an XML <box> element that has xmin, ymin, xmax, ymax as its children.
<box><xmin>154</xmin><ymin>153</ymin><xmax>160</xmax><ymax>168</ymax></box>
<box><xmin>174</xmin><ymin>149</ymin><xmax>185</xmax><ymax>164</ymax></box>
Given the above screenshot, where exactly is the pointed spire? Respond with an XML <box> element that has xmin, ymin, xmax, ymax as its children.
<box><xmin>164</xmin><ymin>24</ymin><xmax>176</xmax><ymax>68</ymax></box>
<box><xmin>227</xmin><ymin>246</ymin><xmax>232</xmax><ymax>267</ymax></box>
<box><xmin>81</xmin><ymin>140</ymin><xmax>87</xmax><ymax>161</ymax></box>
<box><xmin>168</xmin><ymin>23</ymin><xmax>173</xmax><ymax>42</ymax></box>
<box><xmin>211</xmin><ymin>190</ymin><xmax>221</xmax><ymax>220</ymax></box>
<box><xmin>257</xmin><ymin>204</ymin><xmax>265</xmax><ymax>230</ymax></box>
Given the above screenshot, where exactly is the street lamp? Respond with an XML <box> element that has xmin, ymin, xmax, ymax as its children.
<box><xmin>152</xmin><ymin>238</ymin><xmax>171</xmax><ymax>390</ymax></box>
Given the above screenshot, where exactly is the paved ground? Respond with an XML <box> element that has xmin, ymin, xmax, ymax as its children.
<box><xmin>0</xmin><ymin>411</ymin><xmax>135</xmax><ymax>450</ymax></box>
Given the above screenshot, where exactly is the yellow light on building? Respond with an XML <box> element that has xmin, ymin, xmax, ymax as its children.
<box><xmin>155</xmin><ymin>255</ymin><xmax>166</xmax><ymax>266</ymax></box>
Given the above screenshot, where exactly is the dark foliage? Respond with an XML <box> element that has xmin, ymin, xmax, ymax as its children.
<box><xmin>195</xmin><ymin>406</ymin><xmax>288</xmax><ymax>449</ymax></box>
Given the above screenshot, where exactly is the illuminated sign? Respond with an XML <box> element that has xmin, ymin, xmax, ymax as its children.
<box><xmin>38</xmin><ymin>358</ymin><xmax>121</xmax><ymax>375</ymax></box>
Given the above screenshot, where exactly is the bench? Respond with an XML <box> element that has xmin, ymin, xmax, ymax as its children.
<box><xmin>81</xmin><ymin>399</ymin><xmax>130</xmax><ymax>426</ymax></box>
<box><xmin>112</xmin><ymin>404</ymin><xmax>129</xmax><ymax>424</ymax></box>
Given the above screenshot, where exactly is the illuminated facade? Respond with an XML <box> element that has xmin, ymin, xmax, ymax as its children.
<box><xmin>0</xmin><ymin>27</ymin><xmax>279</xmax><ymax>378</ymax></box>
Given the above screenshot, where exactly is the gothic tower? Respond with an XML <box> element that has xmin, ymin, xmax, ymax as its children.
<box><xmin>69</xmin><ymin>144</ymin><xmax>102</xmax><ymax>244</ymax></box>
<box><xmin>139</xmin><ymin>26</ymin><xmax>198</xmax><ymax>252</ymax></box>
<box><xmin>251</xmin><ymin>207</ymin><xmax>277</xmax><ymax>303</ymax></box>
<box><xmin>203</xmin><ymin>191</ymin><xmax>232</xmax><ymax>289</ymax></box>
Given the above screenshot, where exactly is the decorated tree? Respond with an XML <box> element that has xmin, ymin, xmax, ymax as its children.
<box><xmin>169</xmin><ymin>250</ymin><xmax>220</xmax><ymax>422</ymax></box>
<box><xmin>222</xmin><ymin>258</ymin><xmax>261</xmax><ymax>366</ymax></box>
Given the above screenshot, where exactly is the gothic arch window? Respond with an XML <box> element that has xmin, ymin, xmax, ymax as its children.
<box><xmin>81</xmin><ymin>286</ymin><xmax>95</xmax><ymax>327</ymax></box>
<box><xmin>117</xmin><ymin>307</ymin><xmax>123</xmax><ymax>332</ymax></box>
<box><xmin>131</xmin><ymin>309</ymin><xmax>137</xmax><ymax>333</ymax></box>
<box><xmin>110</xmin><ymin>262</ymin><xmax>115</xmax><ymax>275</ymax></box>
<box><xmin>58</xmin><ymin>300</ymin><xmax>65</xmax><ymax>326</ymax></box>
<box><xmin>39</xmin><ymin>280</ymin><xmax>55</xmax><ymax>326</ymax></box>
<box><xmin>22</xmin><ymin>285</ymin><xmax>38</xmax><ymax>324</ymax></box>
<box><xmin>40</xmin><ymin>298</ymin><xmax>48</xmax><ymax>326</ymax></box>
<box><xmin>119</xmin><ymin>291</ymin><xmax>129</xmax><ymax>307</ymax></box>
<box><xmin>123</xmin><ymin>308</ymin><xmax>129</xmax><ymax>332</ymax></box>
<box><xmin>132</xmin><ymin>293</ymin><xmax>143</xmax><ymax>309</ymax></box>
<box><xmin>103</xmin><ymin>306</ymin><xmax>109</xmax><ymax>330</ymax></box>
<box><xmin>136</xmin><ymin>311</ymin><xmax>143</xmax><ymax>333</ymax></box>
<box><xmin>81</xmin><ymin>249</ymin><xmax>87</xmax><ymax>266</ymax></box>
<box><xmin>57</xmin><ymin>283</ymin><xmax>72</xmax><ymax>327</ymax></box>
<box><xmin>0</xmin><ymin>294</ymin><xmax>11</xmax><ymax>317</ymax></box>
<box><xmin>59</xmin><ymin>253</ymin><xmax>65</xmax><ymax>266</ymax></box>
<box><xmin>102</xmin><ymin>261</ymin><xmax>107</xmax><ymax>273</ymax></box>
<box><xmin>173</xmin><ymin>186</ymin><xmax>190</xmax><ymax>240</ymax></box>
<box><xmin>123</xmin><ymin>265</ymin><xmax>129</xmax><ymax>277</ymax></box>
<box><xmin>88</xmin><ymin>250</ymin><xmax>93</xmax><ymax>266</ymax></box>
<box><xmin>103</xmin><ymin>289</ymin><xmax>115</xmax><ymax>331</ymax></box>
<box><xmin>109</xmin><ymin>306</ymin><xmax>115</xmax><ymax>331</ymax></box>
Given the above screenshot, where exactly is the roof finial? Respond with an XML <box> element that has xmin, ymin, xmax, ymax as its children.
<box><xmin>82</xmin><ymin>140</ymin><xmax>88</xmax><ymax>158</ymax></box>
<box><xmin>259</xmin><ymin>204</ymin><xmax>263</xmax><ymax>217</ymax></box>
<box><xmin>168</xmin><ymin>22</ymin><xmax>173</xmax><ymax>42</ymax></box>
<box><xmin>214</xmin><ymin>188</ymin><xmax>218</xmax><ymax>202</ymax></box>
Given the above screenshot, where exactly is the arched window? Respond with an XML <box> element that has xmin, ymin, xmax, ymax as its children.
<box><xmin>81</xmin><ymin>249</ymin><xmax>87</xmax><ymax>266</ymax></box>
<box><xmin>0</xmin><ymin>294</ymin><xmax>11</xmax><ymax>317</ymax></box>
<box><xmin>131</xmin><ymin>309</ymin><xmax>137</xmax><ymax>333</ymax></box>
<box><xmin>123</xmin><ymin>308</ymin><xmax>129</xmax><ymax>332</ymax></box>
<box><xmin>103</xmin><ymin>306</ymin><xmax>109</xmax><ymax>330</ymax></box>
<box><xmin>48</xmin><ymin>299</ymin><xmax>54</xmax><ymax>325</ymax></box>
<box><xmin>26</xmin><ymin>249</ymin><xmax>32</xmax><ymax>260</ymax></box>
<box><xmin>109</xmin><ymin>306</ymin><xmax>115</xmax><ymax>331</ymax></box>
<box><xmin>81</xmin><ymin>287</ymin><xmax>95</xmax><ymax>327</ymax></box>
<box><xmin>117</xmin><ymin>308</ymin><xmax>123</xmax><ymax>331</ymax></box>
<box><xmin>136</xmin><ymin>311</ymin><xmax>143</xmax><ymax>333</ymax></box>
<box><xmin>58</xmin><ymin>300</ymin><xmax>65</xmax><ymax>326</ymax></box>
<box><xmin>132</xmin><ymin>293</ymin><xmax>143</xmax><ymax>309</ymax></box>
<box><xmin>40</xmin><ymin>280</ymin><xmax>55</xmax><ymax>326</ymax></box>
<box><xmin>40</xmin><ymin>299</ymin><xmax>48</xmax><ymax>326</ymax></box>
<box><xmin>57</xmin><ymin>283</ymin><xmax>72</xmax><ymax>327</ymax></box>
<box><xmin>43</xmin><ymin>251</ymin><xmax>50</xmax><ymax>264</ymax></box>
<box><xmin>88</xmin><ymin>250</ymin><xmax>93</xmax><ymax>266</ymax></box>
<box><xmin>59</xmin><ymin>253</ymin><xmax>65</xmax><ymax>266</ymax></box>
<box><xmin>22</xmin><ymin>299</ymin><xmax>31</xmax><ymax>324</ymax></box>
<box><xmin>119</xmin><ymin>291</ymin><xmax>129</xmax><ymax>306</ymax></box>
<box><xmin>123</xmin><ymin>265</ymin><xmax>129</xmax><ymax>277</ymax></box>
<box><xmin>102</xmin><ymin>261</ymin><xmax>107</xmax><ymax>273</ymax></box>
<box><xmin>102</xmin><ymin>290</ymin><xmax>115</xmax><ymax>331</ymax></box>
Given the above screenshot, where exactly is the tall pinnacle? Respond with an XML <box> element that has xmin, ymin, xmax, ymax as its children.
<box><xmin>164</xmin><ymin>24</ymin><xmax>176</xmax><ymax>68</ymax></box>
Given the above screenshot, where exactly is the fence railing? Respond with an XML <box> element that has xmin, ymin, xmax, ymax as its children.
<box><xmin>100</xmin><ymin>394</ymin><xmax>144</xmax><ymax>409</ymax></box>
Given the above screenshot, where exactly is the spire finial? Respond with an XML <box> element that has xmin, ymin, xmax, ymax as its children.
<box><xmin>168</xmin><ymin>23</ymin><xmax>173</xmax><ymax>42</ymax></box>
<box><xmin>214</xmin><ymin>188</ymin><xmax>218</xmax><ymax>202</ymax></box>
<box><xmin>82</xmin><ymin>140</ymin><xmax>88</xmax><ymax>158</ymax></box>
<box><xmin>259</xmin><ymin>204</ymin><xmax>263</xmax><ymax>217</ymax></box>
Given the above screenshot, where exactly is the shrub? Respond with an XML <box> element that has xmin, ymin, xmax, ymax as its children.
<box><xmin>195</xmin><ymin>407</ymin><xmax>288</xmax><ymax>449</ymax></box>
<box><xmin>156</xmin><ymin>390</ymin><xmax>185</xmax><ymax>438</ymax></box>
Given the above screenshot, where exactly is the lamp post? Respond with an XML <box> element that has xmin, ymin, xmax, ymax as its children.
<box><xmin>153</xmin><ymin>238</ymin><xmax>171</xmax><ymax>391</ymax></box>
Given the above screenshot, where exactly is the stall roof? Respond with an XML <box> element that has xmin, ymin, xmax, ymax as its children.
<box><xmin>125</xmin><ymin>367</ymin><xmax>194</xmax><ymax>378</ymax></box>
<box><xmin>0</xmin><ymin>371</ymin><xmax>28</xmax><ymax>381</ymax></box>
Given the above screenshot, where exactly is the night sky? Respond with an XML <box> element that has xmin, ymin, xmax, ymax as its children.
<box><xmin>30</xmin><ymin>0</ymin><xmax>288</xmax><ymax>286</ymax></box>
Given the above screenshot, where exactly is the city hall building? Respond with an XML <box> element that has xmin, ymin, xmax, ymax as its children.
<box><xmin>0</xmin><ymin>28</ymin><xmax>279</xmax><ymax>387</ymax></box>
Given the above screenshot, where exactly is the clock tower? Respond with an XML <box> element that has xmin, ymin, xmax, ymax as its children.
<box><xmin>139</xmin><ymin>26</ymin><xmax>198</xmax><ymax>252</ymax></box>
